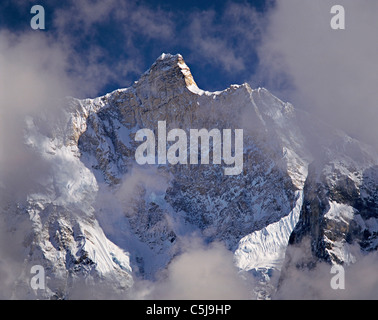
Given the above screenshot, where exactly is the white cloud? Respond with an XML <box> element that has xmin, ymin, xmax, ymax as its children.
<box><xmin>133</xmin><ymin>238</ymin><xmax>253</xmax><ymax>299</ymax></box>
<box><xmin>277</xmin><ymin>242</ymin><xmax>378</xmax><ymax>299</ymax></box>
<box><xmin>51</xmin><ymin>0</ymin><xmax>176</xmax><ymax>96</ymax></box>
<box><xmin>0</xmin><ymin>31</ymin><xmax>76</xmax><ymax>195</ymax></box>
<box><xmin>185</xmin><ymin>2</ymin><xmax>263</xmax><ymax>74</ymax></box>
<box><xmin>257</xmin><ymin>0</ymin><xmax>378</xmax><ymax>149</ymax></box>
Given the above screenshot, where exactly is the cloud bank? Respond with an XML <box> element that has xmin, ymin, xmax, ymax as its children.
<box><xmin>277</xmin><ymin>243</ymin><xmax>378</xmax><ymax>299</ymax></box>
<box><xmin>257</xmin><ymin>0</ymin><xmax>378</xmax><ymax>150</ymax></box>
<box><xmin>130</xmin><ymin>239</ymin><xmax>253</xmax><ymax>300</ymax></box>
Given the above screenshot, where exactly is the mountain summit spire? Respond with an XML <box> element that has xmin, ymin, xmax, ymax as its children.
<box><xmin>140</xmin><ymin>53</ymin><xmax>198</xmax><ymax>91</ymax></box>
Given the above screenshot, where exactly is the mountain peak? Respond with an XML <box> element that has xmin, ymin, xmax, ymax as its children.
<box><xmin>158</xmin><ymin>52</ymin><xmax>182</xmax><ymax>61</ymax></box>
<box><xmin>140</xmin><ymin>53</ymin><xmax>198</xmax><ymax>91</ymax></box>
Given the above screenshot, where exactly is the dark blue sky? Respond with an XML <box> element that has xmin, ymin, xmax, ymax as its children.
<box><xmin>0</xmin><ymin>0</ymin><xmax>273</xmax><ymax>97</ymax></box>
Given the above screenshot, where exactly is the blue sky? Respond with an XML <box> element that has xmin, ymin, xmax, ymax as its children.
<box><xmin>1</xmin><ymin>0</ymin><xmax>378</xmax><ymax>149</ymax></box>
<box><xmin>0</xmin><ymin>0</ymin><xmax>272</xmax><ymax>96</ymax></box>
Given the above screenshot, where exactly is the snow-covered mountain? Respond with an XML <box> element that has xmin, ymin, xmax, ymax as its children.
<box><xmin>1</xmin><ymin>53</ymin><xmax>377</xmax><ymax>299</ymax></box>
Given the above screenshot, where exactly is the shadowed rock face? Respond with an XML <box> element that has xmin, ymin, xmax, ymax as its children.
<box><xmin>288</xmin><ymin>140</ymin><xmax>378</xmax><ymax>269</ymax></box>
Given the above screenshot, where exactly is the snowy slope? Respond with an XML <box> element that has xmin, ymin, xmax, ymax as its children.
<box><xmin>235</xmin><ymin>190</ymin><xmax>304</xmax><ymax>271</ymax></box>
<box><xmin>1</xmin><ymin>94</ymin><xmax>133</xmax><ymax>299</ymax></box>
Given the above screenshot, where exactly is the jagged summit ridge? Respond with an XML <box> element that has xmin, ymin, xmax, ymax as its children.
<box><xmin>135</xmin><ymin>53</ymin><xmax>198</xmax><ymax>96</ymax></box>
<box><xmin>76</xmin><ymin>53</ymin><xmax>311</xmax><ymax>281</ymax></box>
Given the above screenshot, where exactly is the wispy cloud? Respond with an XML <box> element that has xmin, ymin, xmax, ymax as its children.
<box><xmin>50</xmin><ymin>0</ymin><xmax>176</xmax><ymax>96</ymax></box>
<box><xmin>187</xmin><ymin>10</ymin><xmax>245</xmax><ymax>73</ymax></box>
<box><xmin>185</xmin><ymin>2</ymin><xmax>264</xmax><ymax>76</ymax></box>
<box><xmin>256</xmin><ymin>0</ymin><xmax>378</xmax><ymax>149</ymax></box>
<box><xmin>277</xmin><ymin>242</ymin><xmax>378</xmax><ymax>299</ymax></box>
<box><xmin>131</xmin><ymin>238</ymin><xmax>253</xmax><ymax>299</ymax></box>
<box><xmin>0</xmin><ymin>31</ymin><xmax>75</xmax><ymax>194</ymax></box>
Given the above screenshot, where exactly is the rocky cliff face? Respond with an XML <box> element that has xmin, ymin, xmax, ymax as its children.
<box><xmin>76</xmin><ymin>54</ymin><xmax>310</xmax><ymax>279</ymax></box>
<box><xmin>287</xmin><ymin>135</ymin><xmax>378</xmax><ymax>266</ymax></box>
<box><xmin>1</xmin><ymin>53</ymin><xmax>377</xmax><ymax>299</ymax></box>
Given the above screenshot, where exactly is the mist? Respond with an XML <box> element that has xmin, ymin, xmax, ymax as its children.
<box><xmin>276</xmin><ymin>242</ymin><xmax>378</xmax><ymax>299</ymax></box>
<box><xmin>129</xmin><ymin>238</ymin><xmax>254</xmax><ymax>300</ymax></box>
<box><xmin>257</xmin><ymin>0</ymin><xmax>378</xmax><ymax>150</ymax></box>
